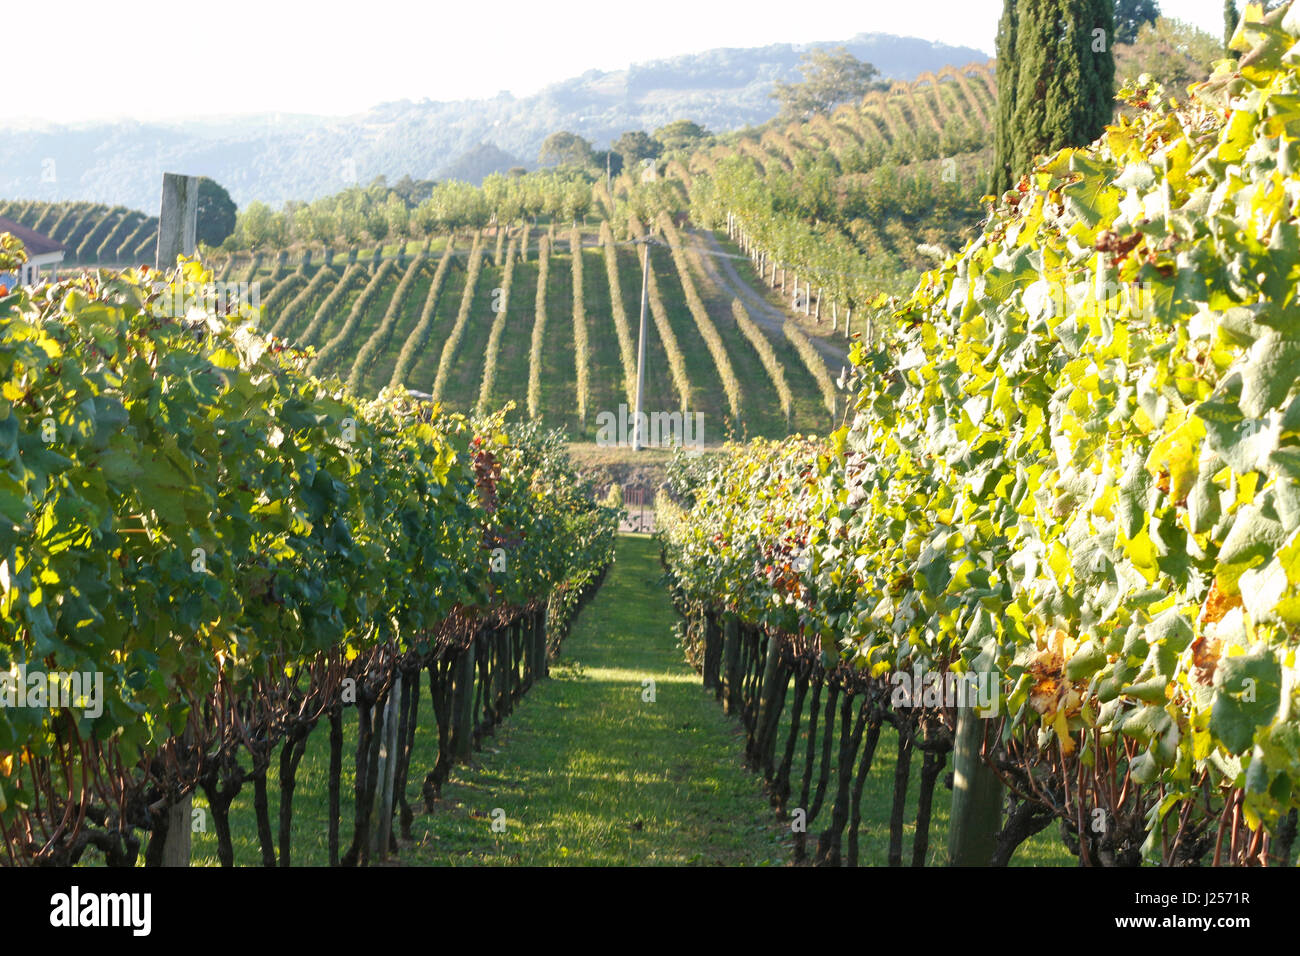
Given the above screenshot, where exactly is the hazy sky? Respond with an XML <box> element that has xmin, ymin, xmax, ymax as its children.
<box><xmin>10</xmin><ymin>0</ymin><xmax>1230</xmax><ymax>124</ymax></box>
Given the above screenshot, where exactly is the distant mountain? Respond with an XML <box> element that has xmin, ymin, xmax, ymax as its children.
<box><xmin>0</xmin><ymin>33</ymin><xmax>987</xmax><ymax>212</ymax></box>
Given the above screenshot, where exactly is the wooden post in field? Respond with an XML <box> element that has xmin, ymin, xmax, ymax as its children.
<box><xmin>534</xmin><ymin>607</ymin><xmax>549</xmax><ymax>680</ymax></box>
<box><xmin>373</xmin><ymin>670</ymin><xmax>402</xmax><ymax>860</ymax></box>
<box><xmin>722</xmin><ymin>615</ymin><xmax>743</xmax><ymax>717</ymax></box>
<box><xmin>452</xmin><ymin>640</ymin><xmax>477</xmax><ymax>761</ymax></box>
<box><xmin>155</xmin><ymin>172</ymin><xmax>199</xmax><ymax>271</ymax></box>
<box><xmin>156</xmin><ymin>172</ymin><xmax>199</xmax><ymax>868</ymax></box>
<box><xmin>947</xmin><ymin>706</ymin><xmax>1003</xmax><ymax>865</ymax></box>
<box><xmin>754</xmin><ymin>630</ymin><xmax>784</xmax><ymax>769</ymax></box>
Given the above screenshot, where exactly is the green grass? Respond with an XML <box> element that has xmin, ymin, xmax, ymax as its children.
<box><xmin>538</xmin><ymin>244</ymin><xmax>580</xmax><ymax>433</ymax></box>
<box><xmin>581</xmin><ymin>245</ymin><xmax>626</xmax><ymax>428</ymax></box>
<box><xmin>407</xmin><ymin>260</ymin><xmax>469</xmax><ymax>393</ymax></box>
<box><xmin>647</xmin><ymin>243</ymin><xmax>729</xmax><ymax>432</ymax></box>
<box><xmin>613</xmin><ymin>242</ymin><xmax>675</xmax><ymax>432</ymax></box>
<box><xmin>493</xmin><ymin>258</ymin><xmax>538</xmax><ymax>416</ymax></box>
<box><xmin>361</xmin><ymin>267</ymin><xmax>435</xmax><ymax>393</ymax></box>
<box><xmin>402</xmin><ymin>534</ymin><xmax>789</xmax><ymax>865</ymax></box>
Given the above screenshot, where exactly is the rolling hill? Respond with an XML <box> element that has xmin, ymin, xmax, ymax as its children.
<box><xmin>0</xmin><ymin>32</ymin><xmax>985</xmax><ymax>212</ymax></box>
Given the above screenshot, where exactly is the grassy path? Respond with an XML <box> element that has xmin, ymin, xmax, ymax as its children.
<box><xmin>405</xmin><ymin>534</ymin><xmax>788</xmax><ymax>865</ymax></box>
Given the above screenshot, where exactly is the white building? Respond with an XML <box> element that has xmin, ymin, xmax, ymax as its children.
<box><xmin>0</xmin><ymin>216</ymin><xmax>66</xmax><ymax>286</ymax></box>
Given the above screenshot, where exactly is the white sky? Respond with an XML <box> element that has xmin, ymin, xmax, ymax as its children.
<box><xmin>8</xmin><ymin>0</ymin><xmax>1230</xmax><ymax>124</ymax></box>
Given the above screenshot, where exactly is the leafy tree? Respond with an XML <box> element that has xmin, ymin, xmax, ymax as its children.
<box><xmin>538</xmin><ymin>131</ymin><xmax>594</xmax><ymax>167</ymax></box>
<box><xmin>992</xmin><ymin>0</ymin><xmax>1116</xmax><ymax>195</ymax></box>
<box><xmin>382</xmin><ymin>193</ymin><xmax>409</xmax><ymax>240</ymax></box>
<box><xmin>413</xmin><ymin>198</ymin><xmax>439</xmax><ymax>237</ymax></box>
<box><xmin>196</xmin><ymin>177</ymin><xmax>237</xmax><ymax>248</ymax></box>
<box><xmin>613</xmin><ymin>130</ymin><xmax>662</xmax><ymax>163</ymax></box>
<box><xmin>1115</xmin><ymin>17</ymin><xmax>1222</xmax><ymax>94</ymax></box>
<box><xmin>1114</xmin><ymin>0</ymin><xmax>1160</xmax><ymax>45</ymax></box>
<box><xmin>339</xmin><ymin>205</ymin><xmax>366</xmax><ymax>245</ymax></box>
<box><xmin>235</xmin><ymin>201</ymin><xmax>282</xmax><ymax>250</ymax></box>
<box><xmin>653</xmin><ymin>120</ymin><xmax>710</xmax><ymax>152</ymax></box>
<box><xmin>771</xmin><ymin>47</ymin><xmax>881</xmax><ymax>119</ymax></box>
<box><xmin>562</xmin><ymin>181</ymin><xmax>592</xmax><ymax>224</ymax></box>
<box><xmin>594</xmin><ymin>150</ymin><xmax>624</xmax><ymax>178</ymax></box>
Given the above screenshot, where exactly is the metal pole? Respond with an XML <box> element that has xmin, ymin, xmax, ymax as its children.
<box><xmin>632</xmin><ymin>239</ymin><xmax>650</xmax><ymax>451</ymax></box>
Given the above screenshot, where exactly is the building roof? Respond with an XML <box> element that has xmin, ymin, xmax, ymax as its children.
<box><xmin>0</xmin><ymin>216</ymin><xmax>67</xmax><ymax>256</ymax></box>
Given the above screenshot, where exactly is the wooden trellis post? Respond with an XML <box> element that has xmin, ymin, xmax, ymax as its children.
<box><xmin>372</xmin><ymin>671</ymin><xmax>402</xmax><ymax>860</ymax></box>
<box><xmin>155</xmin><ymin>172</ymin><xmax>198</xmax><ymax>272</ymax></box>
<box><xmin>156</xmin><ymin>172</ymin><xmax>199</xmax><ymax>869</ymax></box>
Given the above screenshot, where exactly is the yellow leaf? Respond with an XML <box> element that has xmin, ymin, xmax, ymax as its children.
<box><xmin>1145</xmin><ymin>413</ymin><xmax>1204</xmax><ymax>501</ymax></box>
<box><xmin>1053</xmin><ymin>709</ymin><xmax>1075</xmax><ymax>754</ymax></box>
<box><xmin>1120</xmin><ymin>528</ymin><xmax>1160</xmax><ymax>584</ymax></box>
<box><xmin>830</xmin><ymin>426</ymin><xmax>849</xmax><ymax>459</ymax></box>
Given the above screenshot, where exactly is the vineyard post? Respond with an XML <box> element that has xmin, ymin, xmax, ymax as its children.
<box><xmin>452</xmin><ymin>641</ymin><xmax>477</xmax><ymax>761</ymax></box>
<box><xmin>536</xmin><ymin>606</ymin><xmax>550</xmax><ymax>679</ymax></box>
<box><xmin>701</xmin><ymin>610</ymin><xmax>717</xmax><ymax>692</ymax></box>
<box><xmin>722</xmin><ymin>614</ymin><xmax>743</xmax><ymax>716</ymax></box>
<box><xmin>156</xmin><ymin>171</ymin><xmax>199</xmax><ymax>868</ymax></box>
<box><xmin>372</xmin><ymin>670</ymin><xmax>402</xmax><ymax>860</ymax></box>
<box><xmin>946</xmin><ymin>706</ymin><xmax>1003</xmax><ymax>865</ymax></box>
<box><xmin>155</xmin><ymin>172</ymin><xmax>198</xmax><ymax>273</ymax></box>
<box><xmin>522</xmin><ymin>612</ymin><xmax>535</xmax><ymax>686</ymax></box>
<box><xmin>754</xmin><ymin>629</ymin><xmax>783</xmax><ymax>765</ymax></box>
<box><xmin>631</xmin><ymin>239</ymin><xmax>650</xmax><ymax>451</ymax></box>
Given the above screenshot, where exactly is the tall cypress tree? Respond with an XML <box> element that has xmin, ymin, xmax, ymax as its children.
<box><xmin>1224</xmin><ymin>0</ymin><xmax>1239</xmax><ymax>51</ymax></box>
<box><xmin>991</xmin><ymin>0</ymin><xmax>1116</xmax><ymax>196</ymax></box>
<box><xmin>992</xmin><ymin>0</ymin><xmax>1020</xmax><ymax>195</ymax></box>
